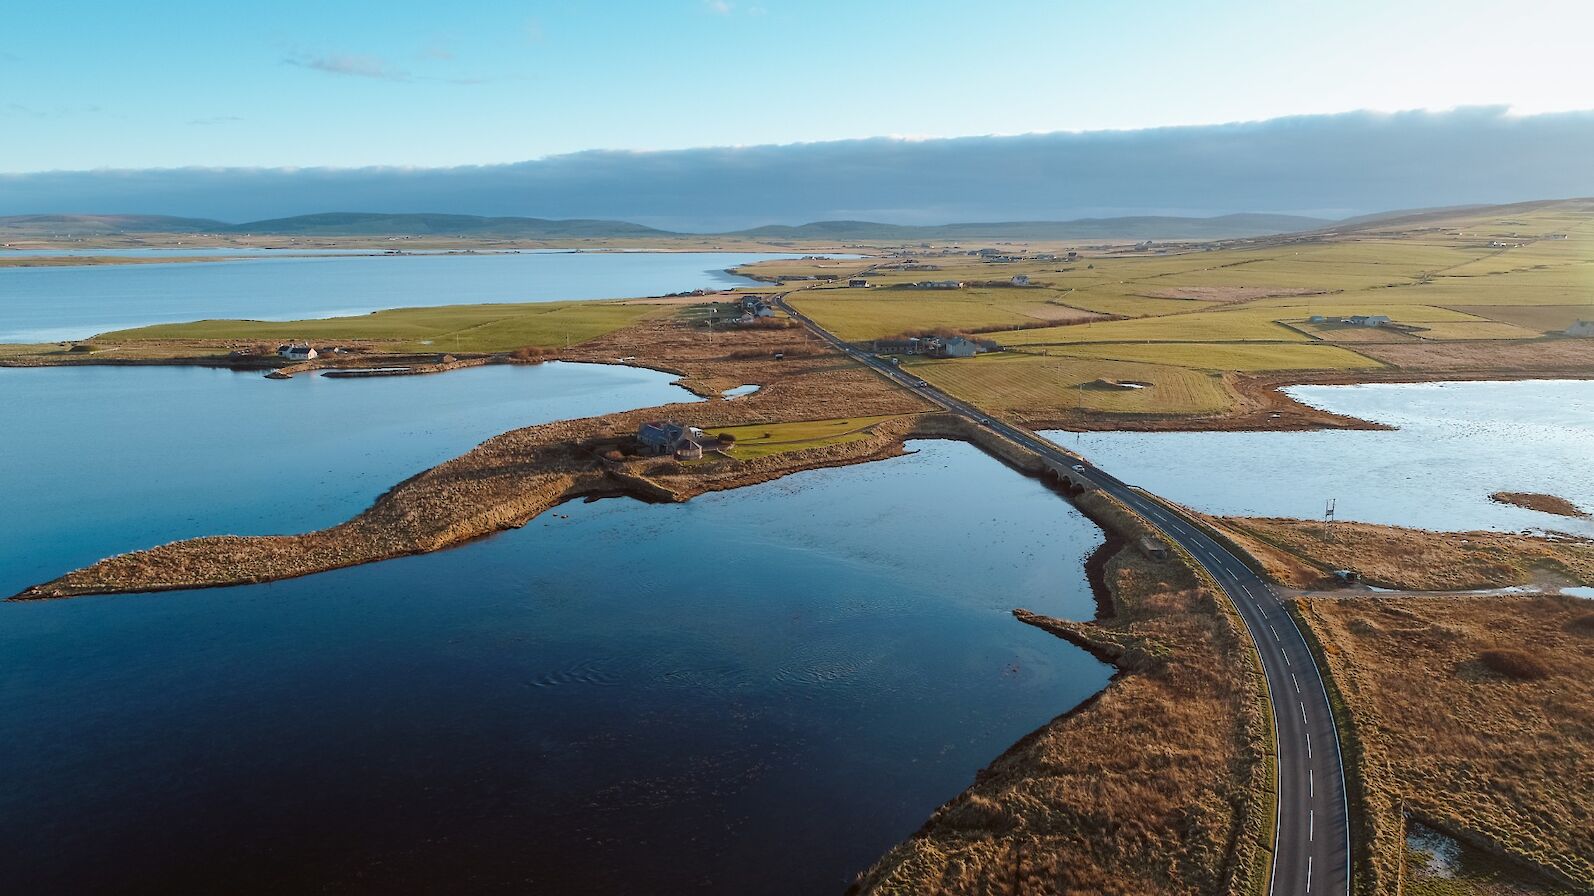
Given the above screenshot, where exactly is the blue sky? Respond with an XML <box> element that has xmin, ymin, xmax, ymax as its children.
<box><xmin>4</xmin><ymin>0</ymin><xmax>1592</xmax><ymax>172</ymax></box>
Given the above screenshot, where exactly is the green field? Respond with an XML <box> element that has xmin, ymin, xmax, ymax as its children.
<box><xmin>709</xmin><ymin>415</ymin><xmax>903</xmax><ymax>458</ymax></box>
<box><xmin>786</xmin><ymin>287</ymin><xmax>1093</xmax><ymax>341</ymax></box>
<box><xmin>904</xmin><ymin>352</ymin><xmax>1235</xmax><ymax>417</ymax></box>
<box><xmin>99</xmin><ymin>300</ymin><xmax>667</xmax><ymax>353</ymax></box>
<box><xmin>1043</xmin><ymin>342</ymin><xmax>1383</xmax><ymax>371</ymax></box>
<box><xmin>1000</xmin><ymin>308</ymin><xmax>1310</xmax><ymax>346</ymax></box>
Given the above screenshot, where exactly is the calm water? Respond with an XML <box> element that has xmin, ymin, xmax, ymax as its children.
<box><xmin>1051</xmin><ymin>380</ymin><xmax>1594</xmax><ymax>536</ymax></box>
<box><xmin>0</xmin><ymin>362</ymin><xmax>697</xmax><ymax>596</ymax></box>
<box><xmin>0</xmin><ymin>251</ymin><xmax>802</xmax><ymax>342</ymax></box>
<box><xmin>0</xmin><ymin>440</ymin><xmax>1109</xmax><ymax>894</ymax></box>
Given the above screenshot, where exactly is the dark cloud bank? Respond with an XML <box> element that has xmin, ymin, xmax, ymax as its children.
<box><xmin>5</xmin><ymin>107</ymin><xmax>1592</xmax><ymax>229</ymax></box>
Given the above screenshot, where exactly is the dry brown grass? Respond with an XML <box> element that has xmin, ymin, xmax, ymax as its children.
<box><xmin>1353</xmin><ymin>339</ymin><xmax>1594</xmax><ymax>373</ymax></box>
<box><xmin>852</xmin><ymin>491</ymin><xmax>1270</xmax><ymax>896</ymax></box>
<box><xmin>1489</xmin><ymin>492</ymin><xmax>1589</xmax><ymax>519</ymax></box>
<box><xmin>1205</xmin><ymin>516</ymin><xmax>1594</xmax><ymax>592</ymax></box>
<box><xmin>1296</xmin><ymin>593</ymin><xmax>1594</xmax><ymax>892</ymax></box>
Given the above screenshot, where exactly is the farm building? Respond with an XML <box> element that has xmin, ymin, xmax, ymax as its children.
<box><xmin>277</xmin><ymin>343</ymin><xmax>317</xmax><ymax>361</ymax></box>
<box><xmin>1345</xmin><ymin>315</ymin><xmax>1391</xmax><ymax>327</ymax></box>
<box><xmin>674</xmin><ymin>439</ymin><xmax>704</xmax><ymax>461</ymax></box>
<box><xmin>638</xmin><ymin>421</ymin><xmax>688</xmax><ymax>455</ymax></box>
<box><xmin>1567</xmin><ymin>319</ymin><xmax>1594</xmax><ymax>337</ymax></box>
<box><xmin>939</xmin><ymin>336</ymin><xmax>980</xmax><ymax>358</ymax></box>
<box><xmin>915</xmin><ymin>280</ymin><xmax>965</xmax><ymax>290</ymax></box>
<box><xmin>848</xmin><ymin>278</ymin><xmax>870</xmax><ymax>288</ymax></box>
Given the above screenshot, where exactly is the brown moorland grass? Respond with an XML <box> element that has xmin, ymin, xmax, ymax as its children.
<box><xmin>1205</xmin><ymin>516</ymin><xmax>1594</xmax><ymax>592</ymax></box>
<box><xmin>1489</xmin><ymin>492</ymin><xmax>1589</xmax><ymax>519</ymax></box>
<box><xmin>1296</xmin><ymin>593</ymin><xmax>1594</xmax><ymax>893</ymax></box>
<box><xmin>851</xmin><ymin>489</ymin><xmax>1271</xmax><ymax>896</ymax></box>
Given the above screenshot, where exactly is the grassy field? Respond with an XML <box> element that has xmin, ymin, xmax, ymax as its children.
<box><xmin>785</xmin><ymin>286</ymin><xmax>1097</xmax><ymax>341</ymax></box>
<box><xmin>707</xmin><ymin>415</ymin><xmax>904</xmax><ymax>459</ymax></box>
<box><xmin>741</xmin><ymin>200</ymin><xmax>1594</xmax><ymax>423</ymax></box>
<box><xmin>904</xmin><ymin>351</ymin><xmax>1235</xmax><ymax>417</ymax></box>
<box><xmin>94</xmin><ymin>300</ymin><xmax>668</xmax><ymax>354</ymax></box>
<box><xmin>1298</xmin><ymin>593</ymin><xmax>1594</xmax><ymax>894</ymax></box>
<box><xmin>1045</xmin><ymin>341</ymin><xmax>1384</xmax><ymax>371</ymax></box>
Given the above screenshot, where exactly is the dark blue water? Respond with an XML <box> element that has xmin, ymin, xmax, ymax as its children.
<box><xmin>0</xmin><ymin>440</ymin><xmax>1109</xmax><ymax>894</ymax></box>
<box><xmin>0</xmin><ymin>251</ymin><xmax>805</xmax><ymax>342</ymax></box>
<box><xmin>0</xmin><ymin>363</ymin><xmax>696</xmax><ymax>596</ymax></box>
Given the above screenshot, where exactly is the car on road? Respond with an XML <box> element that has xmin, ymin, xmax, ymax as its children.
<box><xmin>1071</xmin><ymin>464</ymin><xmax>1086</xmax><ymax>472</ymax></box>
<box><xmin>913</xmin><ymin>379</ymin><xmax>929</xmax><ymax>387</ymax></box>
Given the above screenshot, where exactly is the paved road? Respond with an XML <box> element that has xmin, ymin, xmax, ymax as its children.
<box><xmin>777</xmin><ymin>296</ymin><xmax>1352</xmax><ymax>895</ymax></box>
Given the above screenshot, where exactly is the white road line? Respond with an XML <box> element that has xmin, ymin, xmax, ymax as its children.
<box><xmin>1307</xmin><ymin>856</ymin><xmax>1313</xmax><ymax>893</ymax></box>
<box><xmin>1292</xmin><ymin>673</ymin><xmax>1300</xmax><ymax>693</ymax></box>
<box><xmin>1300</xmin><ymin>702</ymin><xmax>1308</xmax><ymax>725</ymax></box>
<box><xmin>1310</xmin><ymin>809</ymin><xmax>1315</xmax><ymax>841</ymax></box>
<box><xmin>1283</xmin><ymin>652</ymin><xmax>1291</xmax><ymax>667</ymax></box>
<box><xmin>1310</xmin><ymin>768</ymin><xmax>1315</xmax><ymax>797</ymax></box>
<box><xmin>1306</xmin><ymin>732</ymin><xmax>1312</xmax><ymax>759</ymax></box>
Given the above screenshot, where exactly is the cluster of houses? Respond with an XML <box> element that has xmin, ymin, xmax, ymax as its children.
<box><xmin>873</xmin><ymin>334</ymin><xmax>985</xmax><ymax>358</ymax></box>
<box><xmin>637</xmin><ymin>420</ymin><xmax>708</xmax><ymax>460</ymax></box>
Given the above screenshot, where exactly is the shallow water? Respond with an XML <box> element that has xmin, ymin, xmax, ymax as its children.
<box><xmin>0</xmin><ymin>440</ymin><xmax>1110</xmax><ymax>894</ymax></box>
<box><xmin>1050</xmin><ymin>380</ymin><xmax>1594</xmax><ymax>536</ymax></box>
<box><xmin>0</xmin><ymin>250</ymin><xmax>805</xmax><ymax>342</ymax></box>
<box><xmin>0</xmin><ymin>362</ymin><xmax>696</xmax><ymax>596</ymax></box>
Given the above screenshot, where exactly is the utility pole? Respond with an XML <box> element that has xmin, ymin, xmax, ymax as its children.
<box><xmin>1323</xmin><ymin>498</ymin><xmax>1337</xmax><ymax>542</ymax></box>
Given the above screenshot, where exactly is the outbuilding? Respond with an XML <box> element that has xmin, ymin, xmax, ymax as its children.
<box><xmin>277</xmin><ymin>343</ymin><xmax>317</xmax><ymax>361</ymax></box>
<box><xmin>939</xmin><ymin>336</ymin><xmax>980</xmax><ymax>358</ymax></box>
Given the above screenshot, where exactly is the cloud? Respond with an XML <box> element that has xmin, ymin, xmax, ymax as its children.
<box><xmin>4</xmin><ymin>107</ymin><xmax>1593</xmax><ymax>228</ymax></box>
<box><xmin>704</xmin><ymin>0</ymin><xmax>733</xmax><ymax>13</ymax></box>
<box><xmin>284</xmin><ymin>53</ymin><xmax>409</xmax><ymax>81</ymax></box>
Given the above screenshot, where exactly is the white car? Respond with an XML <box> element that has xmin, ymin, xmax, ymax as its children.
<box><xmin>1071</xmin><ymin>464</ymin><xmax>1086</xmax><ymax>472</ymax></box>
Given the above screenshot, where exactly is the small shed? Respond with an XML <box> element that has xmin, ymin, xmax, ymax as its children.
<box><xmin>1137</xmin><ymin>537</ymin><xmax>1170</xmax><ymax>561</ymax></box>
<box><xmin>848</xmin><ymin>278</ymin><xmax>870</xmax><ymax>288</ymax></box>
<box><xmin>674</xmin><ymin>439</ymin><xmax>704</xmax><ymax>461</ymax></box>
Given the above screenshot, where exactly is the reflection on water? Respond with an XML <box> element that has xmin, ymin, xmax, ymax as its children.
<box><xmin>0</xmin><ymin>362</ymin><xmax>696</xmax><ymax>595</ymax></box>
<box><xmin>0</xmin><ymin>440</ymin><xmax>1110</xmax><ymax>894</ymax></box>
<box><xmin>1053</xmin><ymin>380</ymin><xmax>1594</xmax><ymax>536</ymax></box>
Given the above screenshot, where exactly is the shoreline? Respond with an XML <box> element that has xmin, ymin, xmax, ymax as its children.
<box><xmin>9</xmin><ymin>343</ymin><xmax>1592</xmax><ymax>431</ymax></box>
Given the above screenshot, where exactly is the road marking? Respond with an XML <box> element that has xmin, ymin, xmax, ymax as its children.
<box><xmin>1310</xmin><ymin>809</ymin><xmax>1315</xmax><ymax>841</ymax></box>
<box><xmin>1271</xmin><ymin>626</ymin><xmax>1282</xmax><ymax>642</ymax></box>
<box><xmin>1283</xmin><ymin>652</ymin><xmax>1291</xmax><ymax>667</ymax></box>
<box><xmin>1307</xmin><ymin>856</ymin><xmax>1313</xmax><ymax>893</ymax></box>
<box><xmin>1301</xmin><ymin>702</ymin><xmax>1308</xmax><ymax>725</ymax></box>
<box><xmin>1310</xmin><ymin>768</ymin><xmax>1315</xmax><ymax>797</ymax></box>
<box><xmin>1305</xmin><ymin>732</ymin><xmax>1312</xmax><ymax>759</ymax></box>
<box><xmin>1292</xmin><ymin>673</ymin><xmax>1300</xmax><ymax>693</ymax></box>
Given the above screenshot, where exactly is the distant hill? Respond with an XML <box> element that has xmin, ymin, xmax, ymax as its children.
<box><xmin>727</xmin><ymin>213</ymin><xmax>1333</xmax><ymax>241</ymax></box>
<box><xmin>221</xmin><ymin>212</ymin><xmax>670</xmax><ymax>238</ymax></box>
<box><xmin>1</xmin><ymin>210</ymin><xmax>1332</xmax><ymax>241</ymax></box>
<box><xmin>0</xmin><ymin>214</ymin><xmax>227</xmax><ymax>235</ymax></box>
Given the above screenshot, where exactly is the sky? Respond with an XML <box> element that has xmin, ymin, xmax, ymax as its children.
<box><xmin>3</xmin><ymin>0</ymin><xmax>1593</xmax><ymax>224</ymax></box>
